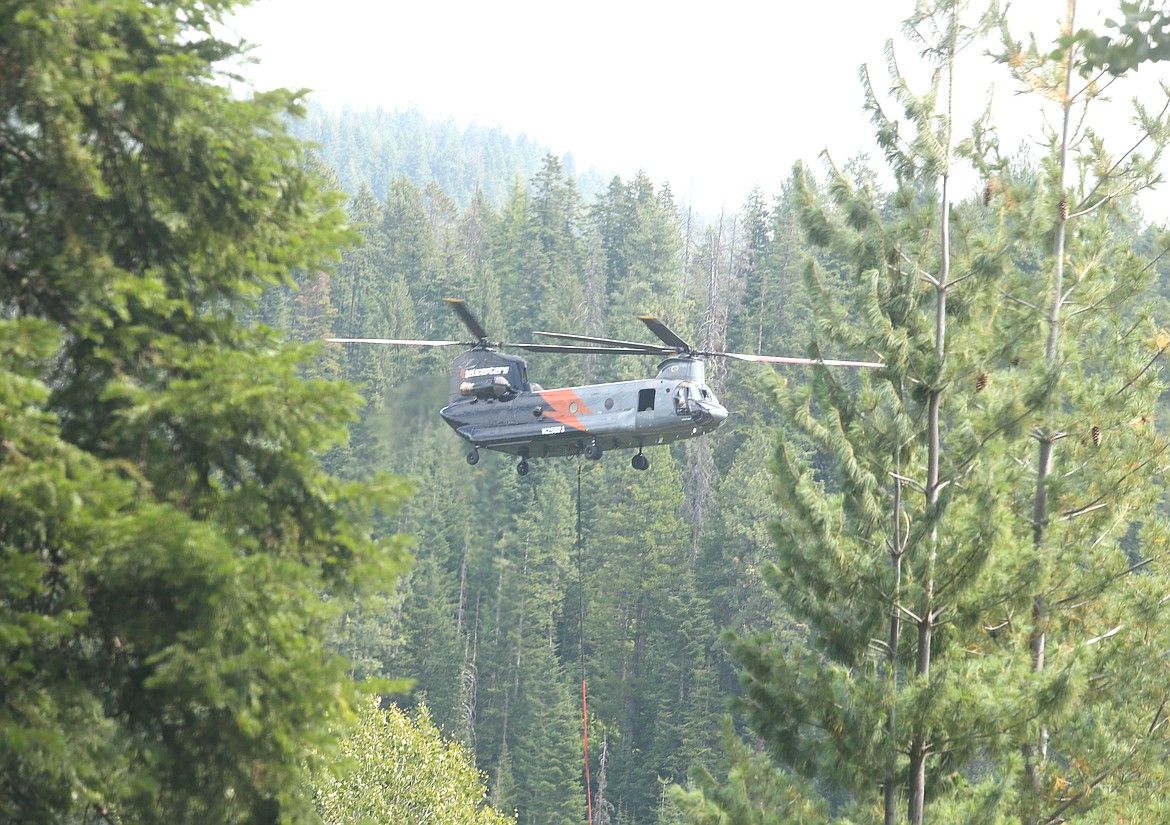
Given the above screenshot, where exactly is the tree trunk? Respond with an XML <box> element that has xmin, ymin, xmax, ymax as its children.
<box><xmin>885</xmin><ymin>421</ymin><xmax>906</xmax><ymax>825</ymax></box>
<box><xmin>907</xmin><ymin>9</ymin><xmax>956</xmax><ymax>797</ymax></box>
<box><xmin>1025</xmin><ymin>4</ymin><xmax>1075</xmax><ymax>795</ymax></box>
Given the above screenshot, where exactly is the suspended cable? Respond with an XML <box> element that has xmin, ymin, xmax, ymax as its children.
<box><xmin>582</xmin><ymin>679</ymin><xmax>593</xmax><ymax>825</ymax></box>
<box><xmin>577</xmin><ymin>463</ymin><xmax>593</xmax><ymax>823</ymax></box>
<box><xmin>577</xmin><ymin>462</ymin><xmax>586</xmax><ymax>681</ymax></box>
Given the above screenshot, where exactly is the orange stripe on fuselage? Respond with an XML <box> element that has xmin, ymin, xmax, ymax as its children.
<box><xmin>537</xmin><ymin>389</ymin><xmax>591</xmax><ymax>431</ymax></box>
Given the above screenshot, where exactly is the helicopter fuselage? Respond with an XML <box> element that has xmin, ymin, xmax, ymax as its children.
<box><xmin>327</xmin><ymin>299</ymin><xmax>879</xmax><ymax>472</ymax></box>
<box><xmin>440</xmin><ymin>351</ymin><xmax>727</xmax><ymax>463</ymax></box>
<box><xmin>330</xmin><ymin>298</ymin><xmax>878</xmax><ymax>473</ymax></box>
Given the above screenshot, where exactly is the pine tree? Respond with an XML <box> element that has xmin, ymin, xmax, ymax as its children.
<box><xmin>683</xmin><ymin>3</ymin><xmax>1170</xmax><ymax>823</ymax></box>
<box><xmin>592</xmin><ymin>175</ymin><xmax>637</xmax><ymax>303</ymax></box>
<box><xmin>527</xmin><ymin>154</ymin><xmax>588</xmax><ymax>344</ymax></box>
<box><xmin>489</xmin><ymin>178</ymin><xmax>543</xmax><ymax>333</ymax></box>
<box><xmin>672</xmin><ymin>719</ymin><xmax>826</xmax><ymax>825</ymax></box>
<box><xmin>983</xmin><ymin>4</ymin><xmax>1170</xmax><ymax>818</ymax></box>
<box><xmin>728</xmin><ymin>186</ymin><xmax>773</xmax><ymax>357</ymax></box>
<box><xmin>385</xmin><ymin>177</ymin><xmax>448</xmax><ymax>337</ymax></box>
<box><xmin>615</xmin><ymin>173</ymin><xmax>685</xmax><ymax>331</ymax></box>
<box><xmin>511</xmin><ymin>644</ymin><xmax>585</xmax><ymax>825</ymax></box>
<box><xmin>393</xmin><ymin>556</ymin><xmax>467</xmax><ymax>732</ymax></box>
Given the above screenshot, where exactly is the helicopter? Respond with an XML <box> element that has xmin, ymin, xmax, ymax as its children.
<box><xmin>328</xmin><ymin>299</ymin><xmax>882</xmax><ymax>475</ymax></box>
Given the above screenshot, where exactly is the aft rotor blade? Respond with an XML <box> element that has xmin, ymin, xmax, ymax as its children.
<box><xmin>444</xmin><ymin>298</ymin><xmax>489</xmax><ymax>341</ymax></box>
<box><xmin>720</xmin><ymin>351</ymin><xmax>885</xmax><ymax>369</ymax></box>
<box><xmin>638</xmin><ymin>316</ymin><xmax>692</xmax><ymax>351</ymax></box>
<box><xmin>326</xmin><ymin>337</ymin><xmax>471</xmax><ymax>347</ymax></box>
<box><xmin>533</xmin><ymin>329</ymin><xmax>665</xmax><ymax>353</ymax></box>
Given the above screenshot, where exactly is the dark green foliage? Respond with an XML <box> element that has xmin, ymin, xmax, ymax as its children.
<box><xmin>671</xmin><ymin>719</ymin><xmax>827</xmax><ymax>825</ymax></box>
<box><xmin>393</xmin><ymin>556</ymin><xmax>466</xmax><ymax>728</ymax></box>
<box><xmin>1</xmin><ymin>1</ymin><xmax>411</xmax><ymax>822</ymax></box>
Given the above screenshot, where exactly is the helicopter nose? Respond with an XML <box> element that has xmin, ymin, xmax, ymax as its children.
<box><xmin>698</xmin><ymin>401</ymin><xmax>728</xmax><ymax>429</ymax></box>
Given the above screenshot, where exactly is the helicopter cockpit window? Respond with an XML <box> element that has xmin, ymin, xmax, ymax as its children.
<box><xmin>674</xmin><ymin>383</ymin><xmax>717</xmax><ymax>417</ymax></box>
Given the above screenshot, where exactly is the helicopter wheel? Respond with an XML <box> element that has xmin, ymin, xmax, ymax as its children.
<box><xmin>517</xmin><ymin>459</ymin><xmax>530</xmax><ymax>476</ymax></box>
<box><xmin>631</xmin><ymin>453</ymin><xmax>649</xmax><ymax>471</ymax></box>
<box><xmin>466</xmin><ymin>448</ymin><xmax>480</xmax><ymax>466</ymax></box>
<box><xmin>584</xmin><ymin>442</ymin><xmax>603</xmax><ymax>461</ymax></box>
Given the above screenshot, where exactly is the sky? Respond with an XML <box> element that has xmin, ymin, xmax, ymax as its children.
<box><xmin>225</xmin><ymin>0</ymin><xmax>1169</xmax><ymax>216</ymax></box>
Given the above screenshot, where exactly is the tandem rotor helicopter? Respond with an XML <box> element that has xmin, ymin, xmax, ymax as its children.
<box><xmin>329</xmin><ymin>299</ymin><xmax>882</xmax><ymax>475</ymax></box>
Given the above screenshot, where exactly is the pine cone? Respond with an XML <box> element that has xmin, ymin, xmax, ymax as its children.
<box><xmin>983</xmin><ymin>178</ymin><xmax>1000</xmax><ymax>206</ymax></box>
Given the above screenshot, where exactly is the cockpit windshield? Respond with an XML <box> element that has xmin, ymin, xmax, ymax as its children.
<box><xmin>674</xmin><ymin>382</ymin><xmax>719</xmax><ymax>416</ymax></box>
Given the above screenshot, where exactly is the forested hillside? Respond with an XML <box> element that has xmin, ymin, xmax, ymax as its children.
<box><xmin>7</xmin><ymin>0</ymin><xmax>1170</xmax><ymax>824</ymax></box>
<box><xmin>261</xmin><ymin>16</ymin><xmax>1170</xmax><ymax>816</ymax></box>
<box><xmin>13</xmin><ymin>1</ymin><xmax>1170</xmax><ymax>823</ymax></box>
<box><xmin>286</xmin><ymin>104</ymin><xmax>611</xmax><ymax>208</ymax></box>
<box><xmin>256</xmin><ymin>150</ymin><xmax>812</xmax><ymax>824</ymax></box>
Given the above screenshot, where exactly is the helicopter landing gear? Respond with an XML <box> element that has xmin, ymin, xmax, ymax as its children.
<box><xmin>631</xmin><ymin>451</ymin><xmax>649</xmax><ymax>471</ymax></box>
<box><xmin>466</xmin><ymin>448</ymin><xmax>480</xmax><ymax>466</ymax></box>
<box><xmin>584</xmin><ymin>441</ymin><xmax>603</xmax><ymax>461</ymax></box>
<box><xmin>517</xmin><ymin>458</ymin><xmax>530</xmax><ymax>475</ymax></box>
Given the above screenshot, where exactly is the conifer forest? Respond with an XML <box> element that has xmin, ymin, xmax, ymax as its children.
<box><xmin>6</xmin><ymin>1</ymin><xmax>1170</xmax><ymax>824</ymax></box>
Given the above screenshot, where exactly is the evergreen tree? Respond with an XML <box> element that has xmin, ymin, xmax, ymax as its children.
<box><xmin>393</xmin><ymin>555</ymin><xmax>467</xmax><ymax>731</ymax></box>
<box><xmin>613</xmin><ymin>173</ymin><xmax>686</xmax><ymax>333</ymax></box>
<box><xmin>0</xmin><ymin>1</ymin><xmax>411</xmax><ymax>822</ymax></box>
<box><xmin>489</xmin><ymin>178</ymin><xmax>544</xmax><ymax>332</ymax></box>
<box><xmin>735</xmin><ymin>180</ymin><xmax>815</xmax><ymax>364</ymax></box>
<box><xmin>384</xmin><ymin>177</ymin><xmax>448</xmax><ymax>337</ymax></box>
<box><xmin>511</xmin><ymin>644</ymin><xmax>585</xmax><ymax>825</ymax></box>
<box><xmin>728</xmin><ymin>186</ymin><xmax>772</xmax><ymax>356</ymax></box>
<box><xmin>682</xmin><ymin>3</ymin><xmax>1170</xmax><ymax>823</ymax></box>
<box><xmin>527</xmin><ymin>154</ymin><xmax>588</xmax><ymax>342</ymax></box>
<box><xmin>986</xmin><ymin>4</ymin><xmax>1170</xmax><ymax>818</ymax></box>
<box><xmin>672</xmin><ymin>720</ymin><xmax>826</xmax><ymax>825</ymax></box>
<box><xmin>460</xmin><ymin>188</ymin><xmax>507</xmax><ymax>331</ymax></box>
<box><xmin>331</xmin><ymin>182</ymin><xmax>422</xmax><ymax>475</ymax></box>
<box><xmin>696</xmin><ymin>425</ymin><xmax>800</xmax><ymax>699</ymax></box>
<box><xmin>593</xmin><ymin>175</ymin><xmax>638</xmax><ymax>303</ymax></box>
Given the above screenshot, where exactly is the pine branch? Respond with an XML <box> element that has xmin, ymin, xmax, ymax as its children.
<box><xmin>1040</xmin><ymin>704</ymin><xmax>1166</xmax><ymax>825</ymax></box>
<box><xmin>1071</xmin><ymin>95</ymin><xmax>1170</xmax><ymax>216</ymax></box>
<box><xmin>999</xmin><ymin>290</ymin><xmax>1040</xmax><ymax>312</ymax></box>
<box><xmin>1113</xmin><ymin>342</ymin><xmax>1170</xmax><ymax>397</ymax></box>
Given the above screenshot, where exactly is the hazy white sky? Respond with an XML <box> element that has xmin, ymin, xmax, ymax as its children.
<box><xmin>226</xmin><ymin>1</ymin><xmax>1168</xmax><ymax>215</ymax></box>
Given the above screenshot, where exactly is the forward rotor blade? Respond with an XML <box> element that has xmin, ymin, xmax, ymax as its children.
<box><xmin>326</xmin><ymin>337</ymin><xmax>471</xmax><ymax>347</ymax></box>
<box><xmin>444</xmin><ymin>298</ymin><xmax>489</xmax><ymax>341</ymax></box>
<box><xmin>638</xmin><ymin>316</ymin><xmax>692</xmax><ymax>351</ymax></box>
<box><xmin>720</xmin><ymin>351</ymin><xmax>885</xmax><ymax>369</ymax></box>
<box><xmin>533</xmin><ymin>329</ymin><xmax>665</xmax><ymax>352</ymax></box>
<box><xmin>515</xmin><ymin>342</ymin><xmax>669</xmax><ymax>356</ymax></box>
